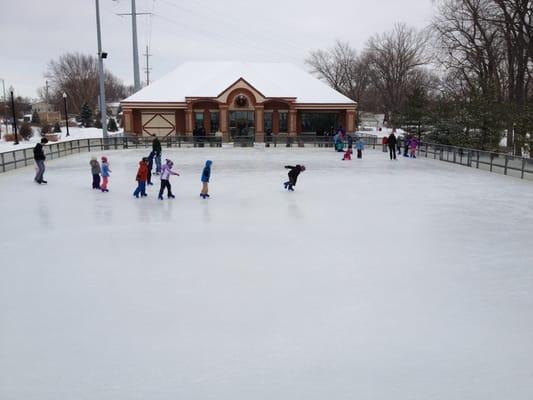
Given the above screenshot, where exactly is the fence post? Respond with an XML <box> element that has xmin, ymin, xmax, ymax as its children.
<box><xmin>521</xmin><ymin>158</ymin><xmax>526</xmax><ymax>179</ymax></box>
<box><xmin>24</xmin><ymin>149</ymin><xmax>28</xmax><ymax>166</ymax></box>
<box><xmin>490</xmin><ymin>154</ymin><xmax>493</xmax><ymax>172</ymax></box>
<box><xmin>476</xmin><ymin>151</ymin><xmax>480</xmax><ymax>168</ymax></box>
<box><xmin>504</xmin><ymin>155</ymin><xmax>509</xmax><ymax>175</ymax></box>
<box><xmin>1</xmin><ymin>153</ymin><xmax>4</xmax><ymax>172</ymax></box>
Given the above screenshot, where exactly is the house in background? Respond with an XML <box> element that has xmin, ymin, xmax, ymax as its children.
<box><xmin>121</xmin><ymin>62</ymin><xmax>357</xmax><ymax>142</ymax></box>
<box><xmin>31</xmin><ymin>100</ymin><xmax>60</xmax><ymax>124</ymax></box>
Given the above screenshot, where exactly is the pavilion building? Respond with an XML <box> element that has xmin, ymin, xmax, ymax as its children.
<box><xmin>121</xmin><ymin>62</ymin><xmax>357</xmax><ymax>142</ymax></box>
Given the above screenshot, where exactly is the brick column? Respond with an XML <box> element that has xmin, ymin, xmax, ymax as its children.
<box><xmin>219</xmin><ymin>105</ymin><xmax>229</xmax><ymax>142</ymax></box>
<box><xmin>255</xmin><ymin>105</ymin><xmax>264</xmax><ymax>142</ymax></box>
<box><xmin>185</xmin><ymin>106</ymin><xmax>193</xmax><ymax>136</ymax></box>
<box><xmin>288</xmin><ymin>108</ymin><xmax>297</xmax><ymax>137</ymax></box>
<box><xmin>123</xmin><ymin>109</ymin><xmax>133</xmax><ymax>133</ymax></box>
<box><xmin>346</xmin><ymin>109</ymin><xmax>356</xmax><ymax>132</ymax></box>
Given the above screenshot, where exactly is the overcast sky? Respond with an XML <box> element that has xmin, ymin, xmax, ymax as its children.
<box><xmin>2</xmin><ymin>0</ymin><xmax>435</xmax><ymax>98</ymax></box>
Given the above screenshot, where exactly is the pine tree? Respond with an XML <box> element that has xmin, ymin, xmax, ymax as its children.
<box><xmin>31</xmin><ymin>110</ymin><xmax>40</xmax><ymax>124</ymax></box>
<box><xmin>80</xmin><ymin>103</ymin><xmax>93</xmax><ymax>127</ymax></box>
<box><xmin>107</xmin><ymin>117</ymin><xmax>118</xmax><ymax>132</ymax></box>
<box><xmin>53</xmin><ymin>121</ymin><xmax>62</xmax><ymax>133</ymax></box>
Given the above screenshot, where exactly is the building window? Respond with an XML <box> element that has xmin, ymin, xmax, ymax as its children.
<box><xmin>300</xmin><ymin>112</ymin><xmax>338</xmax><ymax>135</ymax></box>
<box><xmin>264</xmin><ymin>112</ymin><xmax>273</xmax><ymax>135</ymax></box>
<box><xmin>279</xmin><ymin>111</ymin><xmax>288</xmax><ymax>133</ymax></box>
<box><xmin>210</xmin><ymin>111</ymin><xmax>219</xmax><ymax>133</ymax></box>
<box><xmin>195</xmin><ymin>112</ymin><xmax>204</xmax><ymax>129</ymax></box>
<box><xmin>229</xmin><ymin>111</ymin><xmax>255</xmax><ymax>138</ymax></box>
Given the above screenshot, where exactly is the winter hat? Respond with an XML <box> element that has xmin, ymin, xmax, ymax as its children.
<box><xmin>166</xmin><ymin>159</ymin><xmax>173</xmax><ymax>166</ymax></box>
<box><xmin>142</xmin><ymin>157</ymin><xmax>149</xmax><ymax>162</ymax></box>
<box><xmin>41</xmin><ymin>138</ymin><xmax>49</xmax><ymax>144</ymax></box>
<box><xmin>301</xmin><ymin>165</ymin><xmax>306</xmax><ymax>171</ymax></box>
<box><xmin>101</xmin><ymin>156</ymin><xmax>108</xmax><ymax>162</ymax></box>
<box><xmin>206</xmin><ymin>160</ymin><xmax>212</xmax><ymax>167</ymax></box>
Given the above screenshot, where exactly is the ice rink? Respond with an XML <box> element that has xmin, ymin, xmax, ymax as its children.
<box><xmin>1</xmin><ymin>147</ymin><xmax>533</xmax><ymax>399</ymax></box>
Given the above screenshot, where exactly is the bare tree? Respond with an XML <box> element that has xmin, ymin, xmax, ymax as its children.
<box><xmin>42</xmin><ymin>53</ymin><xmax>132</xmax><ymax>115</ymax></box>
<box><xmin>365</xmin><ymin>23</ymin><xmax>430</xmax><ymax>125</ymax></box>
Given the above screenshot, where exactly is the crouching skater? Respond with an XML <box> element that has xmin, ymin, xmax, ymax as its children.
<box><xmin>283</xmin><ymin>164</ymin><xmax>306</xmax><ymax>191</ymax></box>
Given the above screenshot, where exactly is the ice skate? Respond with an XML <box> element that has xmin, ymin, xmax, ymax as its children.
<box><xmin>168</xmin><ymin>194</ymin><xmax>175</xmax><ymax>199</ymax></box>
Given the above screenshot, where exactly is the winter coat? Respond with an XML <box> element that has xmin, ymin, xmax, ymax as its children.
<box><xmin>356</xmin><ymin>140</ymin><xmax>364</xmax><ymax>150</ymax></box>
<box><xmin>160</xmin><ymin>162</ymin><xmax>178</xmax><ymax>180</ymax></box>
<box><xmin>409</xmin><ymin>138</ymin><xmax>418</xmax><ymax>149</ymax></box>
<box><xmin>201</xmin><ymin>160</ymin><xmax>212</xmax><ymax>183</ymax></box>
<box><xmin>33</xmin><ymin>143</ymin><xmax>45</xmax><ymax>161</ymax></box>
<box><xmin>101</xmin><ymin>162</ymin><xmax>111</xmax><ymax>177</ymax></box>
<box><xmin>147</xmin><ymin>151</ymin><xmax>155</xmax><ymax>169</ymax></box>
<box><xmin>136</xmin><ymin>161</ymin><xmax>149</xmax><ymax>182</ymax></box>
<box><xmin>152</xmin><ymin>138</ymin><xmax>162</xmax><ymax>153</ymax></box>
<box><xmin>387</xmin><ymin>133</ymin><xmax>397</xmax><ymax>147</ymax></box>
<box><xmin>285</xmin><ymin>165</ymin><xmax>303</xmax><ymax>183</ymax></box>
<box><xmin>90</xmin><ymin>159</ymin><xmax>101</xmax><ymax>175</ymax></box>
<box><xmin>343</xmin><ymin>149</ymin><xmax>352</xmax><ymax>160</ymax></box>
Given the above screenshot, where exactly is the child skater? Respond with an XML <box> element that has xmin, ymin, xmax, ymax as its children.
<box><xmin>342</xmin><ymin>145</ymin><xmax>353</xmax><ymax>160</ymax></box>
<box><xmin>158</xmin><ymin>159</ymin><xmax>180</xmax><ymax>200</ymax></box>
<box><xmin>409</xmin><ymin>137</ymin><xmax>418</xmax><ymax>158</ymax></box>
<box><xmin>200</xmin><ymin>160</ymin><xmax>213</xmax><ymax>199</ymax></box>
<box><xmin>90</xmin><ymin>156</ymin><xmax>101</xmax><ymax>189</ymax></box>
<box><xmin>100</xmin><ymin>156</ymin><xmax>111</xmax><ymax>192</ymax></box>
<box><xmin>356</xmin><ymin>137</ymin><xmax>364</xmax><ymax>159</ymax></box>
<box><xmin>133</xmin><ymin>157</ymin><xmax>149</xmax><ymax>198</ymax></box>
<box><xmin>283</xmin><ymin>164</ymin><xmax>306</xmax><ymax>191</ymax></box>
<box><xmin>146</xmin><ymin>151</ymin><xmax>155</xmax><ymax>186</ymax></box>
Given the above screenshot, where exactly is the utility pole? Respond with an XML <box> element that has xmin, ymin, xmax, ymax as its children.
<box><xmin>144</xmin><ymin>45</ymin><xmax>152</xmax><ymax>85</ymax></box>
<box><xmin>116</xmin><ymin>1</ymin><xmax>151</xmax><ymax>93</ymax></box>
<box><xmin>95</xmin><ymin>0</ymin><xmax>108</xmax><ymax>139</ymax></box>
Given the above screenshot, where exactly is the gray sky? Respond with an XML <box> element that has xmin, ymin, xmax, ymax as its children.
<box><xmin>2</xmin><ymin>0</ymin><xmax>435</xmax><ymax>98</ymax></box>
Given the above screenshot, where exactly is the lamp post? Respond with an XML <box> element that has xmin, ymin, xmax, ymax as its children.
<box><xmin>9</xmin><ymin>86</ymin><xmax>18</xmax><ymax>145</ymax></box>
<box><xmin>63</xmin><ymin>92</ymin><xmax>70</xmax><ymax>137</ymax></box>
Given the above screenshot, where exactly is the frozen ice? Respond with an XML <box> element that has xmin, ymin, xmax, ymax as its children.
<box><xmin>1</xmin><ymin>147</ymin><xmax>532</xmax><ymax>399</ymax></box>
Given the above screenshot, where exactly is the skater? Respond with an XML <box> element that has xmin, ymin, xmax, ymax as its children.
<box><xmin>409</xmin><ymin>136</ymin><xmax>418</xmax><ymax>158</ymax></box>
<box><xmin>33</xmin><ymin>137</ymin><xmax>48</xmax><ymax>184</ymax></box>
<box><xmin>381</xmin><ymin>135</ymin><xmax>388</xmax><ymax>152</ymax></box>
<box><xmin>158</xmin><ymin>159</ymin><xmax>180</xmax><ymax>200</ymax></box>
<box><xmin>152</xmin><ymin>137</ymin><xmax>162</xmax><ymax>174</ymax></box>
<box><xmin>342</xmin><ymin>145</ymin><xmax>353</xmax><ymax>160</ymax></box>
<box><xmin>200</xmin><ymin>160</ymin><xmax>213</xmax><ymax>199</ymax></box>
<box><xmin>90</xmin><ymin>156</ymin><xmax>101</xmax><ymax>189</ymax></box>
<box><xmin>100</xmin><ymin>156</ymin><xmax>111</xmax><ymax>192</ymax></box>
<box><xmin>356</xmin><ymin>137</ymin><xmax>364</xmax><ymax>159</ymax></box>
<box><xmin>147</xmin><ymin>151</ymin><xmax>155</xmax><ymax>185</ymax></box>
<box><xmin>283</xmin><ymin>164</ymin><xmax>305</xmax><ymax>191</ymax></box>
<box><xmin>133</xmin><ymin>157</ymin><xmax>149</xmax><ymax>198</ymax></box>
<box><xmin>388</xmin><ymin>130</ymin><xmax>397</xmax><ymax>160</ymax></box>
<box><xmin>403</xmin><ymin>134</ymin><xmax>411</xmax><ymax>157</ymax></box>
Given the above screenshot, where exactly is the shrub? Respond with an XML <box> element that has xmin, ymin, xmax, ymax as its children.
<box><xmin>19</xmin><ymin>123</ymin><xmax>33</xmax><ymax>140</ymax></box>
<box><xmin>53</xmin><ymin>121</ymin><xmax>62</xmax><ymax>133</ymax></box>
<box><xmin>95</xmin><ymin>118</ymin><xmax>102</xmax><ymax>129</ymax></box>
<box><xmin>107</xmin><ymin>117</ymin><xmax>118</xmax><ymax>132</ymax></box>
<box><xmin>40</xmin><ymin>123</ymin><xmax>52</xmax><ymax>135</ymax></box>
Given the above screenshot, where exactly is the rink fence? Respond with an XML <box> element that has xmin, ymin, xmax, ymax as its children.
<box><xmin>0</xmin><ymin>135</ymin><xmax>532</xmax><ymax>180</ymax></box>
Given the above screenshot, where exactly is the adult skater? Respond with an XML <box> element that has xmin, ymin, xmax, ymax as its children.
<box><xmin>200</xmin><ymin>160</ymin><xmax>213</xmax><ymax>199</ymax></box>
<box><xmin>152</xmin><ymin>137</ymin><xmax>162</xmax><ymax>174</ymax></box>
<box><xmin>33</xmin><ymin>137</ymin><xmax>48</xmax><ymax>184</ymax></box>
<box><xmin>158</xmin><ymin>159</ymin><xmax>180</xmax><ymax>200</ymax></box>
<box><xmin>133</xmin><ymin>157</ymin><xmax>149</xmax><ymax>198</ymax></box>
<box><xmin>283</xmin><ymin>164</ymin><xmax>305</xmax><ymax>191</ymax></box>
<box><xmin>388</xmin><ymin>130</ymin><xmax>398</xmax><ymax>160</ymax></box>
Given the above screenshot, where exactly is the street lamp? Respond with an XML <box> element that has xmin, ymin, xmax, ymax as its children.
<box><xmin>63</xmin><ymin>92</ymin><xmax>70</xmax><ymax>137</ymax></box>
<box><xmin>9</xmin><ymin>86</ymin><xmax>18</xmax><ymax>145</ymax></box>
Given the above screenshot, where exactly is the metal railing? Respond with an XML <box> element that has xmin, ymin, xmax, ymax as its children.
<box><xmin>1</xmin><ymin>136</ymin><xmax>532</xmax><ymax>180</ymax></box>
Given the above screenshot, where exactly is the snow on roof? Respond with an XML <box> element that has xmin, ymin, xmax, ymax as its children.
<box><xmin>123</xmin><ymin>62</ymin><xmax>355</xmax><ymax>104</ymax></box>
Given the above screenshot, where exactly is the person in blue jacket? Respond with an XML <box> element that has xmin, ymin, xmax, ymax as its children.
<box><xmin>200</xmin><ymin>160</ymin><xmax>212</xmax><ymax>199</ymax></box>
<box><xmin>356</xmin><ymin>138</ymin><xmax>364</xmax><ymax>159</ymax></box>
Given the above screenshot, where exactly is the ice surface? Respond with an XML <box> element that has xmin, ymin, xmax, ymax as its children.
<box><xmin>1</xmin><ymin>148</ymin><xmax>533</xmax><ymax>400</ymax></box>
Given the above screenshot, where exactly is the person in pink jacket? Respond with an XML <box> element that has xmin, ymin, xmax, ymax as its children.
<box><xmin>158</xmin><ymin>159</ymin><xmax>180</xmax><ymax>200</ymax></box>
<box><xmin>409</xmin><ymin>137</ymin><xmax>418</xmax><ymax>158</ymax></box>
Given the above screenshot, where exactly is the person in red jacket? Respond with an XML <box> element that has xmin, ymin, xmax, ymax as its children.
<box><xmin>342</xmin><ymin>145</ymin><xmax>353</xmax><ymax>160</ymax></box>
<box><xmin>133</xmin><ymin>157</ymin><xmax>149</xmax><ymax>198</ymax></box>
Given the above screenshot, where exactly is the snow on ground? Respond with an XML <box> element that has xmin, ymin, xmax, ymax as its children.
<box><xmin>0</xmin><ymin>126</ymin><xmax>122</xmax><ymax>153</ymax></box>
<box><xmin>1</xmin><ymin>148</ymin><xmax>533</xmax><ymax>400</ymax></box>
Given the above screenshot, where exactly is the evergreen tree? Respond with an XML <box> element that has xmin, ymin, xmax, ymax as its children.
<box><xmin>107</xmin><ymin>117</ymin><xmax>118</xmax><ymax>132</ymax></box>
<box><xmin>53</xmin><ymin>121</ymin><xmax>62</xmax><ymax>133</ymax></box>
<box><xmin>80</xmin><ymin>103</ymin><xmax>93</xmax><ymax>127</ymax></box>
<box><xmin>31</xmin><ymin>110</ymin><xmax>40</xmax><ymax>124</ymax></box>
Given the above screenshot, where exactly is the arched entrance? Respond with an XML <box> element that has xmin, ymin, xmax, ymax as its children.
<box><xmin>229</xmin><ymin>110</ymin><xmax>254</xmax><ymax>139</ymax></box>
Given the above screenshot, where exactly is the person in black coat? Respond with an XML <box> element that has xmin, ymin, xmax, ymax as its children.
<box><xmin>152</xmin><ymin>137</ymin><xmax>162</xmax><ymax>174</ymax></box>
<box><xmin>283</xmin><ymin>165</ymin><xmax>306</xmax><ymax>191</ymax></box>
<box><xmin>33</xmin><ymin>137</ymin><xmax>49</xmax><ymax>183</ymax></box>
<box><xmin>387</xmin><ymin>131</ymin><xmax>398</xmax><ymax>160</ymax></box>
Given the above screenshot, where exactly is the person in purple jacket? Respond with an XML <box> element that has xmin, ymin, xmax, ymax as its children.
<box><xmin>158</xmin><ymin>159</ymin><xmax>180</xmax><ymax>200</ymax></box>
<box><xmin>409</xmin><ymin>137</ymin><xmax>418</xmax><ymax>158</ymax></box>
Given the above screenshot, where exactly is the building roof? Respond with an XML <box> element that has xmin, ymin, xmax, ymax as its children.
<box><xmin>123</xmin><ymin>61</ymin><xmax>355</xmax><ymax>104</ymax></box>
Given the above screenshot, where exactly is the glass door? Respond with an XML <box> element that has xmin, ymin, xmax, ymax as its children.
<box><xmin>229</xmin><ymin>111</ymin><xmax>255</xmax><ymax>139</ymax></box>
